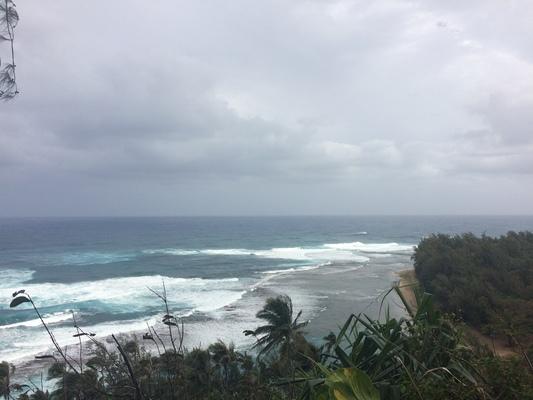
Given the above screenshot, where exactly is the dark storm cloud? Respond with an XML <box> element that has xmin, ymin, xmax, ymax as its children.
<box><xmin>0</xmin><ymin>0</ymin><xmax>532</xmax><ymax>215</ymax></box>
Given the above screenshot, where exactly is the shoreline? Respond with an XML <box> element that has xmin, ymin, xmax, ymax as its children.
<box><xmin>396</xmin><ymin>269</ymin><xmax>418</xmax><ymax>312</ymax></box>
<box><xmin>9</xmin><ymin>256</ymin><xmax>412</xmax><ymax>382</ymax></box>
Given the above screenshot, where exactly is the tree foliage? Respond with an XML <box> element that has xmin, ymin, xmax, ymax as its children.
<box><xmin>413</xmin><ymin>231</ymin><xmax>533</xmax><ymax>342</ymax></box>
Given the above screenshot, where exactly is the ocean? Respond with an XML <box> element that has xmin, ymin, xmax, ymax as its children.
<box><xmin>1</xmin><ymin>215</ymin><xmax>532</xmax><ymax>363</ymax></box>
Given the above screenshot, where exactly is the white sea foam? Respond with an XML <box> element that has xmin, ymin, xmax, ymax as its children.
<box><xmin>32</xmin><ymin>252</ymin><xmax>134</xmax><ymax>266</ymax></box>
<box><xmin>144</xmin><ymin>240</ymin><xmax>415</xmax><ymax>262</ymax></box>
<box><xmin>0</xmin><ymin>281</ymin><xmax>256</xmax><ymax>362</ymax></box>
<box><xmin>0</xmin><ymin>315</ymin><xmax>160</xmax><ymax>362</ymax></box>
<box><xmin>144</xmin><ymin>248</ymin><xmax>253</xmax><ymax>256</ymax></box>
<box><xmin>143</xmin><ymin>249</ymin><xmax>199</xmax><ymax>256</ymax></box>
<box><xmin>324</xmin><ymin>242</ymin><xmax>414</xmax><ymax>253</ymax></box>
<box><xmin>261</xmin><ymin>264</ymin><xmax>322</xmax><ymax>275</ymax></box>
<box><xmin>0</xmin><ymin>312</ymin><xmax>73</xmax><ymax>330</ymax></box>
<box><xmin>192</xmin><ymin>290</ymin><xmax>247</xmax><ymax>313</ymax></box>
<box><xmin>143</xmin><ymin>245</ymin><xmax>375</xmax><ymax>263</ymax></box>
<box><xmin>253</xmin><ymin>246</ymin><xmax>371</xmax><ymax>262</ymax></box>
<box><xmin>0</xmin><ymin>274</ymin><xmax>243</xmax><ymax>313</ymax></box>
<box><xmin>0</xmin><ymin>274</ymin><xmax>248</xmax><ymax>361</ymax></box>
<box><xmin>0</xmin><ymin>269</ymin><xmax>35</xmax><ymax>288</ymax></box>
<box><xmin>202</xmin><ymin>249</ymin><xmax>253</xmax><ymax>256</ymax></box>
<box><xmin>318</xmin><ymin>264</ymin><xmax>365</xmax><ymax>275</ymax></box>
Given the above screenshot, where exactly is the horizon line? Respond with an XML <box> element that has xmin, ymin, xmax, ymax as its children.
<box><xmin>1</xmin><ymin>214</ymin><xmax>533</xmax><ymax>219</ymax></box>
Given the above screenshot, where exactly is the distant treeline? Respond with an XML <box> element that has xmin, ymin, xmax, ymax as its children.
<box><xmin>413</xmin><ymin>231</ymin><xmax>533</xmax><ymax>340</ymax></box>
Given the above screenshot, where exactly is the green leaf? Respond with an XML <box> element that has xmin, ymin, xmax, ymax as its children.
<box><xmin>324</xmin><ymin>368</ymin><xmax>380</xmax><ymax>400</ymax></box>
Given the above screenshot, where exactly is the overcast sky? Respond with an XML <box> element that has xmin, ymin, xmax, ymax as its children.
<box><xmin>1</xmin><ymin>0</ymin><xmax>532</xmax><ymax>216</ymax></box>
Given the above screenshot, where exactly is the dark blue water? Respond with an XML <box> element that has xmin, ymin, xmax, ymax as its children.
<box><xmin>1</xmin><ymin>216</ymin><xmax>532</xmax><ymax>361</ymax></box>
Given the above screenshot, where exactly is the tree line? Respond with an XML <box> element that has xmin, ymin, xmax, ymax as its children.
<box><xmin>413</xmin><ymin>231</ymin><xmax>533</xmax><ymax>345</ymax></box>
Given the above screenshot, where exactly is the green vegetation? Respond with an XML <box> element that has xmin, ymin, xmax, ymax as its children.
<box><xmin>413</xmin><ymin>231</ymin><xmax>533</xmax><ymax>343</ymax></box>
<box><xmin>3</xmin><ymin>232</ymin><xmax>533</xmax><ymax>399</ymax></box>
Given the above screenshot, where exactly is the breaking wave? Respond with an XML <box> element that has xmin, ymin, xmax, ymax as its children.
<box><xmin>0</xmin><ymin>269</ymin><xmax>35</xmax><ymax>288</ymax></box>
<box><xmin>142</xmin><ymin>241</ymin><xmax>415</xmax><ymax>262</ymax></box>
<box><xmin>0</xmin><ymin>275</ymin><xmax>244</xmax><ymax>315</ymax></box>
<box><xmin>0</xmin><ymin>312</ymin><xmax>73</xmax><ymax>330</ymax></box>
<box><xmin>0</xmin><ymin>274</ymin><xmax>248</xmax><ymax>361</ymax></box>
<box><xmin>324</xmin><ymin>242</ymin><xmax>414</xmax><ymax>253</ymax></box>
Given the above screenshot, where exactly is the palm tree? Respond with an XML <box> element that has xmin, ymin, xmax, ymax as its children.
<box><xmin>208</xmin><ymin>340</ymin><xmax>241</xmax><ymax>387</ymax></box>
<box><xmin>321</xmin><ymin>332</ymin><xmax>337</xmax><ymax>357</ymax></box>
<box><xmin>244</xmin><ymin>295</ymin><xmax>308</xmax><ymax>399</ymax></box>
<box><xmin>244</xmin><ymin>295</ymin><xmax>308</xmax><ymax>360</ymax></box>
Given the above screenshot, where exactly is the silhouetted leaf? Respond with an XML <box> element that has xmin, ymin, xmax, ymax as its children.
<box><xmin>73</xmin><ymin>332</ymin><xmax>96</xmax><ymax>337</ymax></box>
<box><xmin>11</xmin><ymin>383</ymin><xmax>30</xmax><ymax>390</ymax></box>
<box><xmin>10</xmin><ymin>295</ymin><xmax>30</xmax><ymax>308</ymax></box>
<box><xmin>35</xmin><ymin>355</ymin><xmax>56</xmax><ymax>360</ymax></box>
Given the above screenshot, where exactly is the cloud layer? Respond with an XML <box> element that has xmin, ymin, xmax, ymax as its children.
<box><xmin>1</xmin><ymin>0</ymin><xmax>532</xmax><ymax>215</ymax></box>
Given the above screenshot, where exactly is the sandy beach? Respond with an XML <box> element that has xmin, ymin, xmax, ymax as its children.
<box><xmin>396</xmin><ymin>269</ymin><xmax>418</xmax><ymax>312</ymax></box>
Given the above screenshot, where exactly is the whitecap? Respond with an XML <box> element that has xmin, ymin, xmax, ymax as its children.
<box><xmin>175</xmin><ymin>242</ymin><xmax>411</xmax><ymax>260</ymax></box>
<box><xmin>0</xmin><ymin>274</ymin><xmax>247</xmax><ymax>361</ymax></box>
<box><xmin>261</xmin><ymin>264</ymin><xmax>321</xmax><ymax>275</ymax></box>
<box><xmin>201</xmin><ymin>249</ymin><xmax>253</xmax><ymax>256</ymax></box>
<box><xmin>324</xmin><ymin>242</ymin><xmax>414</xmax><ymax>253</ymax></box>
<box><xmin>143</xmin><ymin>249</ymin><xmax>199</xmax><ymax>256</ymax></box>
<box><xmin>0</xmin><ymin>275</ymin><xmax>243</xmax><ymax>313</ymax></box>
<box><xmin>253</xmin><ymin>247</ymin><xmax>370</xmax><ymax>262</ymax></box>
<box><xmin>0</xmin><ymin>269</ymin><xmax>35</xmax><ymax>288</ymax></box>
<box><xmin>33</xmin><ymin>252</ymin><xmax>134</xmax><ymax>266</ymax></box>
<box><xmin>0</xmin><ymin>312</ymin><xmax>73</xmax><ymax>330</ymax></box>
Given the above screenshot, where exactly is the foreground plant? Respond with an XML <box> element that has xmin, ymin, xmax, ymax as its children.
<box><xmin>312</xmin><ymin>367</ymin><xmax>380</xmax><ymax>400</ymax></box>
<box><xmin>10</xmin><ymin>290</ymin><xmax>79</xmax><ymax>374</ymax></box>
<box><xmin>5</xmin><ymin>284</ymin><xmax>533</xmax><ymax>399</ymax></box>
<box><xmin>299</xmin><ymin>286</ymin><xmax>495</xmax><ymax>400</ymax></box>
<box><xmin>244</xmin><ymin>294</ymin><xmax>313</xmax><ymax>398</ymax></box>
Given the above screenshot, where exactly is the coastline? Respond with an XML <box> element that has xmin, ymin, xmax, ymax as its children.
<box><xmin>396</xmin><ymin>269</ymin><xmax>418</xmax><ymax>313</ymax></box>
<box><xmin>10</xmin><ymin>255</ymin><xmax>413</xmax><ymax>382</ymax></box>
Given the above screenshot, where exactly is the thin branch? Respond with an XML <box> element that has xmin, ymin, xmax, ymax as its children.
<box><xmin>112</xmin><ymin>334</ymin><xmax>144</xmax><ymax>400</ymax></box>
<box><xmin>27</xmin><ymin>295</ymin><xmax>79</xmax><ymax>374</ymax></box>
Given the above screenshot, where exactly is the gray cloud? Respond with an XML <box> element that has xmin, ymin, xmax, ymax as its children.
<box><xmin>0</xmin><ymin>0</ymin><xmax>532</xmax><ymax>216</ymax></box>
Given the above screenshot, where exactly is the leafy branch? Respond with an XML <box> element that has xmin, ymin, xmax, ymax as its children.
<box><xmin>0</xmin><ymin>0</ymin><xmax>19</xmax><ymax>100</ymax></box>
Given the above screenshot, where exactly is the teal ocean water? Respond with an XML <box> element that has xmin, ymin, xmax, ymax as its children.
<box><xmin>1</xmin><ymin>216</ymin><xmax>532</xmax><ymax>362</ymax></box>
